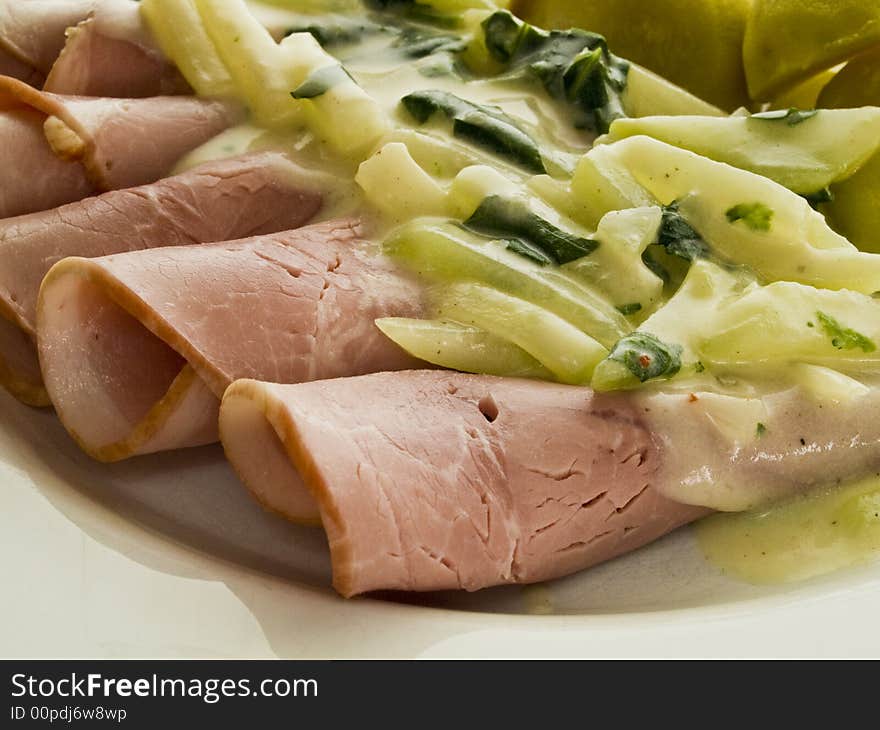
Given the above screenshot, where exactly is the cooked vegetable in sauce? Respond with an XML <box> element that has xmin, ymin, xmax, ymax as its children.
<box><xmin>8</xmin><ymin>0</ymin><xmax>880</xmax><ymax>599</ymax></box>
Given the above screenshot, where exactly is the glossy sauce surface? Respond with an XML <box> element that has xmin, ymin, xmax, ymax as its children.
<box><xmin>696</xmin><ymin>474</ymin><xmax>880</xmax><ymax>583</ymax></box>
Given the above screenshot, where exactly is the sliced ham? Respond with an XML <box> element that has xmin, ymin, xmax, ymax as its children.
<box><xmin>0</xmin><ymin>153</ymin><xmax>323</xmax><ymax>406</ymax></box>
<box><xmin>0</xmin><ymin>75</ymin><xmax>240</xmax><ymax>218</ymax></box>
<box><xmin>1</xmin><ymin>0</ymin><xmax>321</xmax><ymax>94</ymax></box>
<box><xmin>36</xmin><ymin>221</ymin><xmax>424</xmax><ymax>462</ymax></box>
<box><xmin>0</xmin><ymin>0</ymin><xmax>98</xmax><ymax>86</ymax></box>
<box><xmin>44</xmin><ymin>0</ymin><xmax>189</xmax><ymax>97</ymax></box>
<box><xmin>218</xmin><ymin>372</ymin><xmax>707</xmax><ymax>596</ymax></box>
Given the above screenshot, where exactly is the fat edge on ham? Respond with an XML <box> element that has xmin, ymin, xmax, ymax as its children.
<box><xmin>44</xmin><ymin>0</ymin><xmax>189</xmax><ymax>97</ymax></box>
<box><xmin>0</xmin><ymin>0</ymin><xmax>99</xmax><ymax>86</ymax></box>
<box><xmin>36</xmin><ymin>221</ymin><xmax>425</xmax><ymax>462</ymax></box>
<box><xmin>0</xmin><ymin>152</ymin><xmax>324</xmax><ymax>406</ymax></box>
<box><xmin>0</xmin><ymin>75</ymin><xmax>241</xmax><ymax>219</ymax></box>
<box><xmin>218</xmin><ymin>372</ymin><xmax>708</xmax><ymax>596</ymax></box>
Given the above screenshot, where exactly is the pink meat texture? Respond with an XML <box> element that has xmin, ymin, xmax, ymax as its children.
<box><xmin>0</xmin><ymin>0</ymin><xmax>98</xmax><ymax>86</ymax></box>
<box><xmin>37</xmin><ymin>221</ymin><xmax>425</xmax><ymax>461</ymax></box>
<box><xmin>0</xmin><ymin>75</ymin><xmax>240</xmax><ymax>218</ymax></box>
<box><xmin>44</xmin><ymin>0</ymin><xmax>189</xmax><ymax>97</ymax></box>
<box><xmin>0</xmin><ymin>152</ymin><xmax>323</xmax><ymax>406</ymax></box>
<box><xmin>219</xmin><ymin>372</ymin><xmax>707</xmax><ymax>597</ymax></box>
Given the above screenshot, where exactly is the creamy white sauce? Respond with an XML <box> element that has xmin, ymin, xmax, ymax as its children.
<box><xmin>642</xmin><ymin>384</ymin><xmax>880</xmax><ymax>511</ymax></box>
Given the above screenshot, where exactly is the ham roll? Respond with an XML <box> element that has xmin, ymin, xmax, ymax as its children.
<box><xmin>218</xmin><ymin>372</ymin><xmax>707</xmax><ymax>596</ymax></box>
<box><xmin>0</xmin><ymin>75</ymin><xmax>240</xmax><ymax>219</ymax></box>
<box><xmin>44</xmin><ymin>0</ymin><xmax>189</xmax><ymax>97</ymax></box>
<box><xmin>0</xmin><ymin>153</ymin><xmax>323</xmax><ymax>406</ymax></box>
<box><xmin>36</xmin><ymin>222</ymin><xmax>424</xmax><ymax>462</ymax></box>
<box><xmin>0</xmin><ymin>0</ymin><xmax>98</xmax><ymax>86</ymax></box>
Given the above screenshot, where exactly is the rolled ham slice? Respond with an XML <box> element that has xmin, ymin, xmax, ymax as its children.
<box><xmin>218</xmin><ymin>372</ymin><xmax>707</xmax><ymax>596</ymax></box>
<box><xmin>0</xmin><ymin>0</ymin><xmax>98</xmax><ymax>86</ymax></box>
<box><xmin>37</xmin><ymin>222</ymin><xmax>424</xmax><ymax>462</ymax></box>
<box><xmin>0</xmin><ymin>75</ymin><xmax>240</xmax><ymax>218</ymax></box>
<box><xmin>0</xmin><ymin>152</ymin><xmax>323</xmax><ymax>406</ymax></box>
<box><xmin>44</xmin><ymin>0</ymin><xmax>189</xmax><ymax>97</ymax></box>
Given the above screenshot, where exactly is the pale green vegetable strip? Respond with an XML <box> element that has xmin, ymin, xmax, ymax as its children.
<box><xmin>606</xmin><ymin>108</ymin><xmax>880</xmax><ymax>193</ymax></box>
<box><xmin>375</xmin><ymin>318</ymin><xmax>553</xmax><ymax>379</ymax></box>
<box><xmin>564</xmin><ymin>206</ymin><xmax>664</xmax><ymax>314</ymax></box>
<box><xmin>140</xmin><ymin>0</ymin><xmax>235</xmax><ymax>97</ymax></box>
<box><xmin>291</xmin><ymin>52</ymin><xmax>391</xmax><ymax>157</ymax></box>
<box><xmin>194</xmin><ymin>0</ymin><xmax>301</xmax><ymax>127</ymax></box>
<box><xmin>623</xmin><ymin>64</ymin><xmax>725</xmax><ymax>118</ymax></box>
<box><xmin>792</xmin><ymin>364</ymin><xmax>871</xmax><ymax>406</ymax></box>
<box><xmin>569</xmin><ymin>144</ymin><xmax>654</xmax><ymax>228</ymax></box>
<box><xmin>385</xmin><ymin>222</ymin><xmax>630</xmax><ymax>347</ymax></box>
<box><xmin>357</xmin><ymin>143</ymin><xmax>450</xmax><ymax>223</ymax></box>
<box><xmin>701</xmin><ymin>283</ymin><xmax>880</xmax><ymax>371</ymax></box>
<box><xmin>449</xmin><ymin>166</ymin><xmax>519</xmax><ymax>219</ymax></box>
<box><xmin>431</xmin><ymin>283</ymin><xmax>607</xmax><ymax>384</ymax></box>
<box><xmin>196</xmin><ymin>0</ymin><xmax>390</xmax><ymax>154</ymax></box>
<box><xmin>606</xmin><ymin>136</ymin><xmax>880</xmax><ymax>293</ymax></box>
<box><xmin>591</xmin><ymin>260</ymin><xmax>751</xmax><ymax>390</ymax></box>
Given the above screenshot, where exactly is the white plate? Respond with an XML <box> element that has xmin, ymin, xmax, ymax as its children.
<box><xmin>2</xmin><ymin>388</ymin><xmax>880</xmax><ymax>659</ymax></box>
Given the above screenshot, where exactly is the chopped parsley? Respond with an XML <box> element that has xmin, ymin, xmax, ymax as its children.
<box><xmin>816</xmin><ymin>311</ymin><xmax>877</xmax><ymax>353</ymax></box>
<box><xmin>725</xmin><ymin>203</ymin><xmax>774</xmax><ymax>232</ymax></box>
<box><xmin>756</xmin><ymin>422</ymin><xmax>767</xmax><ymax>438</ymax></box>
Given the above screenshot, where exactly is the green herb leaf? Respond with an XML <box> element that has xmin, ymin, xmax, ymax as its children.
<box><xmin>802</xmin><ymin>187</ymin><xmax>834</xmax><ymax>210</ymax></box>
<box><xmin>480</xmin><ymin>11</ymin><xmax>629</xmax><ymax>134</ymax></box>
<box><xmin>816</xmin><ymin>311</ymin><xmax>877</xmax><ymax>353</ymax></box>
<box><xmin>401</xmin><ymin>90</ymin><xmax>546</xmax><ymax>173</ymax></box>
<box><xmin>291</xmin><ymin>64</ymin><xmax>353</xmax><ymax>99</ymax></box>
<box><xmin>751</xmin><ymin>108</ymin><xmax>819</xmax><ymax>126</ymax></box>
<box><xmin>393</xmin><ymin>28</ymin><xmax>467</xmax><ymax>59</ymax></box>
<box><xmin>658</xmin><ymin>204</ymin><xmax>711</xmax><ymax>261</ymax></box>
<box><xmin>607</xmin><ymin>332</ymin><xmax>683</xmax><ymax>383</ymax></box>
<box><xmin>504</xmin><ymin>238</ymin><xmax>555</xmax><ymax>266</ymax></box>
<box><xmin>616</xmin><ymin>302</ymin><xmax>643</xmax><ymax>316</ymax></box>
<box><xmin>725</xmin><ymin>202</ymin><xmax>775</xmax><ymax>232</ymax></box>
<box><xmin>464</xmin><ymin>196</ymin><xmax>598</xmax><ymax>265</ymax></box>
<box><xmin>756</xmin><ymin>422</ymin><xmax>767</xmax><ymax>438</ymax></box>
<box><xmin>285</xmin><ymin>17</ymin><xmax>389</xmax><ymax>47</ymax></box>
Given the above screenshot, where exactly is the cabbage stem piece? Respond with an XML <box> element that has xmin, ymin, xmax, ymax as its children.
<box><xmin>385</xmin><ymin>222</ymin><xmax>629</xmax><ymax>347</ymax></box>
<box><xmin>431</xmin><ymin>283</ymin><xmax>607</xmax><ymax>384</ymax></box>
<box><xmin>606</xmin><ymin>136</ymin><xmax>880</xmax><ymax>294</ymax></box>
<box><xmin>606</xmin><ymin>108</ymin><xmax>880</xmax><ymax>194</ymax></box>
<box><xmin>702</xmin><ymin>284</ymin><xmax>880</xmax><ymax>371</ymax></box>
<box><xmin>375</xmin><ymin>318</ymin><xmax>551</xmax><ymax>379</ymax></box>
<box><xmin>140</xmin><ymin>0</ymin><xmax>235</xmax><ymax>97</ymax></box>
<box><xmin>591</xmin><ymin>261</ymin><xmax>750</xmax><ymax>391</ymax></box>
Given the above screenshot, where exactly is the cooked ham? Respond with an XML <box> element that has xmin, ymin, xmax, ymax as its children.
<box><xmin>44</xmin><ymin>1</ymin><xmax>189</xmax><ymax>97</ymax></box>
<box><xmin>0</xmin><ymin>0</ymin><xmax>98</xmax><ymax>86</ymax></box>
<box><xmin>37</xmin><ymin>221</ymin><xmax>424</xmax><ymax>462</ymax></box>
<box><xmin>1</xmin><ymin>0</ymin><xmax>318</xmax><ymax>93</ymax></box>
<box><xmin>0</xmin><ymin>153</ymin><xmax>323</xmax><ymax>406</ymax></box>
<box><xmin>0</xmin><ymin>75</ymin><xmax>240</xmax><ymax>218</ymax></box>
<box><xmin>218</xmin><ymin>372</ymin><xmax>707</xmax><ymax>596</ymax></box>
